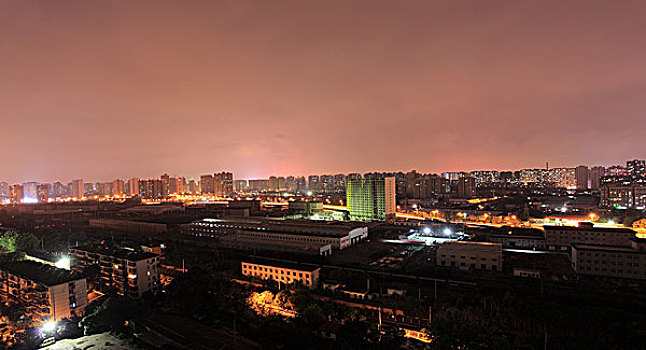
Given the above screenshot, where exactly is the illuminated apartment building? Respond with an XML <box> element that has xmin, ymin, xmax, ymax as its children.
<box><xmin>0</xmin><ymin>261</ymin><xmax>87</xmax><ymax>324</ymax></box>
<box><xmin>600</xmin><ymin>184</ymin><xmax>646</xmax><ymax>209</ymax></box>
<box><xmin>70</xmin><ymin>245</ymin><xmax>161</xmax><ymax>298</ymax></box>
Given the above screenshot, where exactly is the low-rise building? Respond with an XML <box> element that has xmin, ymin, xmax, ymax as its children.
<box><xmin>571</xmin><ymin>238</ymin><xmax>646</xmax><ymax>280</ymax></box>
<box><xmin>436</xmin><ymin>241</ymin><xmax>502</xmax><ymax>271</ymax></box>
<box><xmin>544</xmin><ymin>224</ymin><xmax>636</xmax><ymax>251</ymax></box>
<box><xmin>0</xmin><ymin>261</ymin><xmax>87</xmax><ymax>324</ymax></box>
<box><xmin>70</xmin><ymin>245</ymin><xmax>161</xmax><ymax>298</ymax></box>
<box><xmin>241</xmin><ymin>259</ymin><xmax>320</xmax><ymax>288</ymax></box>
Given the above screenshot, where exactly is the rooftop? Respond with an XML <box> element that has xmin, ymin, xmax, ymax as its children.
<box><xmin>572</xmin><ymin>243</ymin><xmax>645</xmax><ymax>253</ymax></box>
<box><xmin>71</xmin><ymin>244</ymin><xmax>159</xmax><ymax>261</ymax></box>
<box><xmin>439</xmin><ymin>241</ymin><xmax>502</xmax><ymax>251</ymax></box>
<box><xmin>543</xmin><ymin>225</ymin><xmax>636</xmax><ymax>234</ymax></box>
<box><xmin>0</xmin><ymin>261</ymin><xmax>83</xmax><ymax>286</ymax></box>
<box><xmin>242</xmin><ymin>257</ymin><xmax>320</xmax><ymax>272</ymax></box>
<box><xmin>25</xmin><ymin>249</ymin><xmax>61</xmax><ymax>263</ymax></box>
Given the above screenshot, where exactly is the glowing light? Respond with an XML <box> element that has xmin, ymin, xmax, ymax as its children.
<box><xmin>402</xmin><ymin>328</ymin><xmax>433</xmax><ymax>343</ymax></box>
<box><xmin>55</xmin><ymin>257</ymin><xmax>70</xmax><ymax>270</ymax></box>
<box><xmin>443</xmin><ymin>228</ymin><xmax>452</xmax><ymax>235</ymax></box>
<box><xmin>248</xmin><ymin>291</ymin><xmax>297</xmax><ymax>318</ymax></box>
<box><xmin>41</xmin><ymin>321</ymin><xmax>56</xmax><ymax>333</ymax></box>
<box><xmin>423</xmin><ymin>227</ymin><xmax>431</xmax><ymax>234</ymax></box>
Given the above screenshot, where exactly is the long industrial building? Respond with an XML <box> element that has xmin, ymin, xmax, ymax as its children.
<box><xmin>571</xmin><ymin>238</ymin><xmax>646</xmax><ymax>280</ymax></box>
<box><xmin>241</xmin><ymin>259</ymin><xmax>320</xmax><ymax>288</ymax></box>
<box><xmin>181</xmin><ymin>218</ymin><xmax>368</xmax><ymax>255</ymax></box>
<box><xmin>544</xmin><ymin>224</ymin><xmax>637</xmax><ymax>251</ymax></box>
<box><xmin>0</xmin><ymin>261</ymin><xmax>88</xmax><ymax>324</ymax></box>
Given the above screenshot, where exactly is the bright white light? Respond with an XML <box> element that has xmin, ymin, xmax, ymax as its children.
<box><xmin>423</xmin><ymin>227</ymin><xmax>431</xmax><ymax>234</ymax></box>
<box><xmin>412</xmin><ymin>204</ymin><xmax>418</xmax><ymax>209</ymax></box>
<box><xmin>443</xmin><ymin>228</ymin><xmax>452</xmax><ymax>235</ymax></box>
<box><xmin>55</xmin><ymin>257</ymin><xmax>70</xmax><ymax>270</ymax></box>
<box><xmin>560</xmin><ymin>207</ymin><xmax>567</xmax><ymax>213</ymax></box>
<box><xmin>306</xmin><ymin>191</ymin><xmax>313</xmax><ymax>196</ymax></box>
<box><xmin>41</xmin><ymin>321</ymin><xmax>56</xmax><ymax>333</ymax></box>
<box><xmin>608</xmin><ymin>220</ymin><xmax>616</xmax><ymax>225</ymax></box>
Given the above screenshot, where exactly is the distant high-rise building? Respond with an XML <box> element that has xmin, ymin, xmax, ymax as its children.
<box><xmin>9</xmin><ymin>184</ymin><xmax>23</xmax><ymax>204</ymax></box>
<box><xmin>160</xmin><ymin>173</ymin><xmax>170</xmax><ymax>197</ymax></box>
<box><xmin>22</xmin><ymin>182</ymin><xmax>38</xmax><ymax>201</ymax></box>
<box><xmin>127</xmin><ymin>177</ymin><xmax>139</xmax><ymax>197</ymax></box>
<box><xmin>214</xmin><ymin>172</ymin><xmax>233</xmax><ymax>195</ymax></box>
<box><xmin>249</xmin><ymin>179</ymin><xmax>269</xmax><ymax>192</ymax></box>
<box><xmin>169</xmin><ymin>177</ymin><xmax>184</xmax><ymax>194</ymax></box>
<box><xmin>346</xmin><ymin>176</ymin><xmax>396</xmax><ymax>222</ymax></box>
<box><xmin>589</xmin><ymin>166</ymin><xmax>605</xmax><ymax>189</ymax></box>
<box><xmin>72</xmin><ymin>179</ymin><xmax>84</xmax><ymax>199</ymax></box>
<box><xmin>575</xmin><ymin>165</ymin><xmax>589</xmax><ymax>190</ymax></box>
<box><xmin>113</xmin><ymin>179</ymin><xmax>125</xmax><ymax>196</ymax></box>
<box><xmin>268</xmin><ymin>176</ymin><xmax>279</xmax><ymax>192</ymax></box>
<box><xmin>138</xmin><ymin>179</ymin><xmax>166</xmax><ymax>199</ymax></box>
<box><xmin>0</xmin><ymin>182</ymin><xmax>9</xmax><ymax>199</ymax></box>
<box><xmin>442</xmin><ymin>172</ymin><xmax>469</xmax><ymax>181</ymax></box>
<box><xmin>295</xmin><ymin>176</ymin><xmax>307</xmax><ymax>194</ymax></box>
<box><xmin>52</xmin><ymin>181</ymin><xmax>67</xmax><ymax>198</ymax></box>
<box><xmin>84</xmin><ymin>183</ymin><xmax>96</xmax><ymax>196</ymax></box>
<box><xmin>308</xmin><ymin>175</ymin><xmax>320</xmax><ymax>193</ymax></box>
<box><xmin>233</xmin><ymin>180</ymin><xmax>248</xmax><ymax>192</ymax></box>
<box><xmin>285</xmin><ymin>176</ymin><xmax>296</xmax><ymax>192</ymax></box>
<box><xmin>186</xmin><ymin>179</ymin><xmax>197</xmax><ymax>194</ymax></box>
<box><xmin>456</xmin><ymin>176</ymin><xmax>476</xmax><ymax>198</ymax></box>
<box><xmin>200</xmin><ymin>174</ymin><xmax>214</xmax><ymax>195</ymax></box>
<box><xmin>37</xmin><ymin>184</ymin><xmax>48</xmax><ymax>203</ymax></box>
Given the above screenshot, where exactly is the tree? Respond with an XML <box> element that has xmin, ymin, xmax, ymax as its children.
<box><xmin>15</xmin><ymin>232</ymin><xmax>39</xmax><ymax>251</ymax></box>
<box><xmin>0</xmin><ymin>231</ymin><xmax>39</xmax><ymax>252</ymax></box>
<box><xmin>0</xmin><ymin>231</ymin><xmax>19</xmax><ymax>251</ymax></box>
<box><xmin>301</xmin><ymin>304</ymin><xmax>326</xmax><ymax>329</ymax></box>
<box><xmin>79</xmin><ymin>296</ymin><xmax>137</xmax><ymax>335</ymax></box>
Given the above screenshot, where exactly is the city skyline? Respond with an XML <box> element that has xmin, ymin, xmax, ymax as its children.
<box><xmin>0</xmin><ymin>158</ymin><xmax>643</xmax><ymax>184</ymax></box>
<box><xmin>3</xmin><ymin>1</ymin><xmax>646</xmax><ymax>181</ymax></box>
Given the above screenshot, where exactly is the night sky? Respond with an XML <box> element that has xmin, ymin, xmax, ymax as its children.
<box><xmin>2</xmin><ymin>1</ymin><xmax>646</xmax><ymax>182</ymax></box>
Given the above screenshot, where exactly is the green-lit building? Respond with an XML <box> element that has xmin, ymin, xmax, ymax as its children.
<box><xmin>346</xmin><ymin>177</ymin><xmax>396</xmax><ymax>222</ymax></box>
